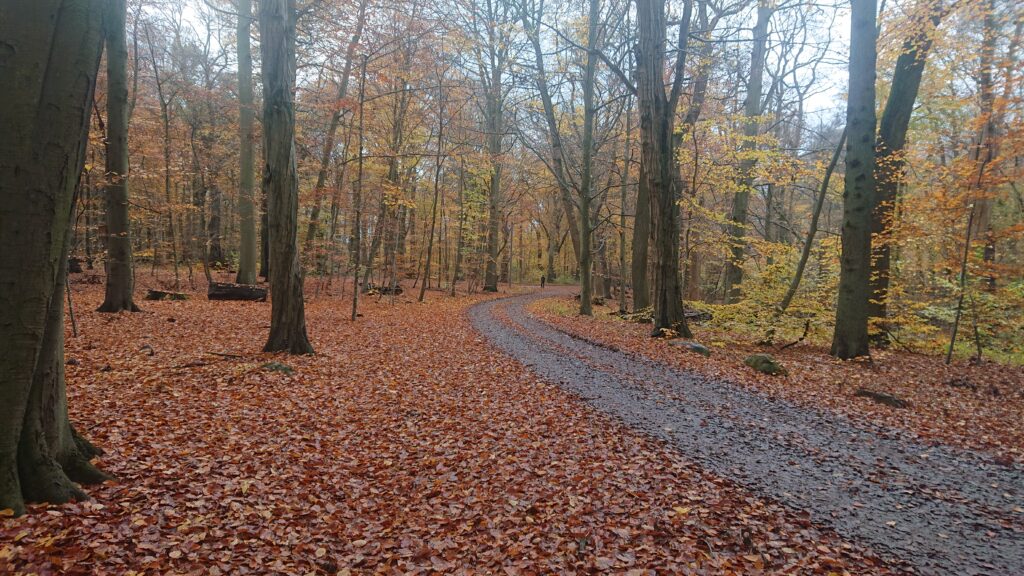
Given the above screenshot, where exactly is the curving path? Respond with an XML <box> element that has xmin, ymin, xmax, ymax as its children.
<box><xmin>470</xmin><ymin>290</ymin><xmax>1024</xmax><ymax>575</ymax></box>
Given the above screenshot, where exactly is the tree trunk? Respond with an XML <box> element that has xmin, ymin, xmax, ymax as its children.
<box><xmin>236</xmin><ymin>0</ymin><xmax>258</xmax><ymax>284</ymax></box>
<box><xmin>302</xmin><ymin>0</ymin><xmax>368</xmax><ymax>257</ymax></box>
<box><xmin>419</xmin><ymin>71</ymin><xmax>446</xmax><ymax>303</ymax></box>
<box><xmin>831</xmin><ymin>0</ymin><xmax>877</xmax><ymax>359</ymax></box>
<box><xmin>630</xmin><ymin>162</ymin><xmax>651</xmax><ymax>311</ymax></box>
<box><xmin>577</xmin><ymin>0</ymin><xmax>600</xmax><ymax>315</ymax></box>
<box><xmin>521</xmin><ymin>2</ymin><xmax>582</xmax><ymax>268</ymax></box>
<box><xmin>98</xmin><ymin>0</ymin><xmax>140</xmax><ymax>313</ymax></box>
<box><xmin>483</xmin><ymin>74</ymin><xmax>503</xmax><ymax>292</ymax></box>
<box><xmin>260</xmin><ymin>0</ymin><xmax>313</xmax><ymax>354</ymax></box>
<box><xmin>618</xmin><ymin>104</ymin><xmax>632</xmax><ymax>312</ymax></box>
<box><xmin>449</xmin><ymin>158</ymin><xmax>466</xmax><ymax>296</ymax></box>
<box><xmin>208</xmin><ymin>184</ymin><xmax>224</xmax><ymax>264</ymax></box>
<box><xmin>723</xmin><ymin>2</ymin><xmax>771</xmax><ymax>303</ymax></box>
<box><xmin>0</xmin><ymin>0</ymin><xmax>110</xmax><ymax>515</ymax></box>
<box><xmin>868</xmin><ymin>0</ymin><xmax>945</xmax><ymax>321</ymax></box>
<box><xmin>351</xmin><ymin>55</ymin><xmax>368</xmax><ymax>318</ymax></box>
<box><xmin>635</xmin><ymin>0</ymin><xmax>691</xmax><ymax>336</ymax></box>
<box><xmin>968</xmin><ymin>0</ymin><xmax>997</xmax><ymax>291</ymax></box>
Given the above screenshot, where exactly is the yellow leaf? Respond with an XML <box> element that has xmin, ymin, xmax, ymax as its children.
<box><xmin>315</xmin><ymin>547</ymin><xmax>327</xmax><ymax>558</ymax></box>
<box><xmin>672</xmin><ymin>506</ymin><xmax>692</xmax><ymax>516</ymax></box>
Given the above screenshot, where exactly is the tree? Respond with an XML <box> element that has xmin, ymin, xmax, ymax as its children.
<box><xmin>868</xmin><ymin>0</ymin><xmax>946</xmax><ymax>325</ymax></box>
<box><xmin>236</xmin><ymin>0</ymin><xmax>258</xmax><ymax>285</ymax></box>
<box><xmin>98</xmin><ymin>0</ymin><xmax>140</xmax><ymax>313</ymax></box>
<box><xmin>0</xmin><ymin>0</ymin><xmax>111</xmax><ymax>516</ymax></box>
<box><xmin>577</xmin><ymin>0</ymin><xmax>601</xmax><ymax>315</ymax></box>
<box><xmin>303</xmin><ymin>0</ymin><xmax>369</xmax><ymax>259</ymax></box>
<box><xmin>831</xmin><ymin>0</ymin><xmax>878</xmax><ymax>359</ymax></box>
<box><xmin>635</xmin><ymin>0</ymin><xmax>692</xmax><ymax>337</ymax></box>
<box><xmin>261</xmin><ymin>0</ymin><xmax>314</xmax><ymax>354</ymax></box>
<box><xmin>723</xmin><ymin>1</ymin><xmax>772</xmax><ymax>303</ymax></box>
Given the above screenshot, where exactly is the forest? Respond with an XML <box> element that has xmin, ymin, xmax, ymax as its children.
<box><xmin>1</xmin><ymin>0</ymin><xmax>1022</xmax><ymax>573</ymax></box>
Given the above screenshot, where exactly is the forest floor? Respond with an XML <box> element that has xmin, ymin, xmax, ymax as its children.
<box><xmin>1</xmin><ymin>277</ymin><xmax>900</xmax><ymax>574</ymax></box>
<box><xmin>531</xmin><ymin>293</ymin><xmax>1024</xmax><ymax>465</ymax></box>
<box><xmin>486</xmin><ymin>290</ymin><xmax>1023</xmax><ymax>574</ymax></box>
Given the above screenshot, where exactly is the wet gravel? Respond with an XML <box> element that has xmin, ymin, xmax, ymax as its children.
<box><xmin>469</xmin><ymin>291</ymin><xmax>1024</xmax><ymax>575</ymax></box>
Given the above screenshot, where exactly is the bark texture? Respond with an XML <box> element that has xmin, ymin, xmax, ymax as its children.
<box><xmin>260</xmin><ymin>0</ymin><xmax>313</xmax><ymax>354</ymax></box>
<box><xmin>868</xmin><ymin>0</ymin><xmax>944</xmax><ymax>322</ymax></box>
<box><xmin>635</xmin><ymin>0</ymin><xmax>691</xmax><ymax>336</ymax></box>
<box><xmin>236</xmin><ymin>0</ymin><xmax>258</xmax><ymax>285</ymax></box>
<box><xmin>831</xmin><ymin>0</ymin><xmax>877</xmax><ymax>359</ymax></box>
<box><xmin>0</xmin><ymin>0</ymin><xmax>110</xmax><ymax>515</ymax></box>
<box><xmin>98</xmin><ymin>0</ymin><xmax>139</xmax><ymax>313</ymax></box>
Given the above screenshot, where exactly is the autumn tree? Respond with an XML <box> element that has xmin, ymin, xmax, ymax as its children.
<box><xmin>831</xmin><ymin>0</ymin><xmax>878</xmax><ymax>359</ymax></box>
<box><xmin>723</xmin><ymin>0</ymin><xmax>772</xmax><ymax>303</ymax></box>
<box><xmin>0</xmin><ymin>0</ymin><xmax>111</xmax><ymax>516</ymax></box>
<box><xmin>635</xmin><ymin>0</ymin><xmax>691</xmax><ymax>336</ymax></box>
<box><xmin>98</xmin><ymin>0</ymin><xmax>141</xmax><ymax>313</ymax></box>
<box><xmin>236</xmin><ymin>0</ymin><xmax>258</xmax><ymax>285</ymax></box>
<box><xmin>868</xmin><ymin>0</ymin><xmax>947</xmax><ymax>328</ymax></box>
<box><xmin>261</xmin><ymin>0</ymin><xmax>314</xmax><ymax>354</ymax></box>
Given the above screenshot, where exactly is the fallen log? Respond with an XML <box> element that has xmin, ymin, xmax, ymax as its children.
<box><xmin>854</xmin><ymin>387</ymin><xmax>909</xmax><ymax>409</ymax></box>
<box><xmin>145</xmin><ymin>289</ymin><xmax>189</xmax><ymax>301</ymax></box>
<box><xmin>207</xmin><ymin>281</ymin><xmax>267</xmax><ymax>302</ymax></box>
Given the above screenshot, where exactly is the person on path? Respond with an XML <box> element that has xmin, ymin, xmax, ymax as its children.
<box><xmin>540</xmin><ymin>275</ymin><xmax>546</xmax><ymax>289</ymax></box>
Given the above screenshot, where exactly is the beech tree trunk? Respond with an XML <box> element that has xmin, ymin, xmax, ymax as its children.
<box><xmin>577</xmin><ymin>0</ymin><xmax>600</xmax><ymax>315</ymax></box>
<box><xmin>635</xmin><ymin>0</ymin><xmax>691</xmax><ymax>336</ymax></box>
<box><xmin>630</xmin><ymin>163</ymin><xmax>651</xmax><ymax>311</ymax></box>
<box><xmin>868</xmin><ymin>0</ymin><xmax>945</xmax><ymax>322</ymax></box>
<box><xmin>831</xmin><ymin>0</ymin><xmax>877</xmax><ymax>359</ymax></box>
<box><xmin>521</xmin><ymin>1</ymin><xmax>582</xmax><ymax>268</ymax></box>
<box><xmin>236</xmin><ymin>0</ymin><xmax>258</xmax><ymax>284</ymax></box>
<box><xmin>723</xmin><ymin>2</ymin><xmax>772</xmax><ymax>303</ymax></box>
<box><xmin>260</xmin><ymin>0</ymin><xmax>313</xmax><ymax>354</ymax></box>
<box><xmin>0</xmin><ymin>0</ymin><xmax>110</xmax><ymax>515</ymax></box>
<box><xmin>98</xmin><ymin>0</ymin><xmax>140</xmax><ymax>313</ymax></box>
<box><xmin>483</xmin><ymin>77</ymin><xmax>503</xmax><ymax>292</ymax></box>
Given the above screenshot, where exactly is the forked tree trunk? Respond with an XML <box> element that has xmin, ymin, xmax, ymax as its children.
<box><xmin>98</xmin><ymin>0</ymin><xmax>140</xmax><ymax>313</ymax></box>
<box><xmin>236</xmin><ymin>0</ymin><xmax>258</xmax><ymax>284</ymax></box>
<box><xmin>1</xmin><ymin>0</ymin><xmax>110</xmax><ymax>515</ymax></box>
<box><xmin>260</xmin><ymin>0</ymin><xmax>313</xmax><ymax>354</ymax></box>
<box><xmin>635</xmin><ymin>0</ymin><xmax>691</xmax><ymax>336</ymax></box>
<box><xmin>831</xmin><ymin>0</ymin><xmax>877</xmax><ymax>359</ymax></box>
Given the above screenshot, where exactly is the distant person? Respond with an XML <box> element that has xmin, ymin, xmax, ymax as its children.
<box><xmin>540</xmin><ymin>275</ymin><xmax>546</xmax><ymax>289</ymax></box>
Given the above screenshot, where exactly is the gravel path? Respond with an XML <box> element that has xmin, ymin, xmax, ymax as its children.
<box><xmin>469</xmin><ymin>291</ymin><xmax>1024</xmax><ymax>575</ymax></box>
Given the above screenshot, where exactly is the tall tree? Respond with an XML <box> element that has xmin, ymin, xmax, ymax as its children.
<box><xmin>831</xmin><ymin>0</ymin><xmax>878</xmax><ymax>359</ymax></box>
<box><xmin>868</xmin><ymin>0</ymin><xmax>946</xmax><ymax>324</ymax></box>
<box><xmin>635</xmin><ymin>0</ymin><xmax>692</xmax><ymax>336</ymax></box>
<box><xmin>0</xmin><ymin>0</ymin><xmax>111</xmax><ymax>516</ymax></box>
<box><xmin>236</xmin><ymin>0</ymin><xmax>258</xmax><ymax>285</ymax></box>
<box><xmin>303</xmin><ymin>0</ymin><xmax>369</xmax><ymax>257</ymax></box>
<box><xmin>98</xmin><ymin>0</ymin><xmax>140</xmax><ymax>313</ymax></box>
<box><xmin>261</xmin><ymin>0</ymin><xmax>313</xmax><ymax>354</ymax></box>
<box><xmin>519</xmin><ymin>0</ymin><xmax>583</xmax><ymax>271</ymax></box>
<box><xmin>723</xmin><ymin>1</ymin><xmax>772</xmax><ymax>303</ymax></box>
<box><xmin>578</xmin><ymin>0</ymin><xmax>601</xmax><ymax>315</ymax></box>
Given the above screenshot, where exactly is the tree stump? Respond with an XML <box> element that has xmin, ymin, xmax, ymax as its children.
<box><xmin>207</xmin><ymin>282</ymin><xmax>267</xmax><ymax>302</ymax></box>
